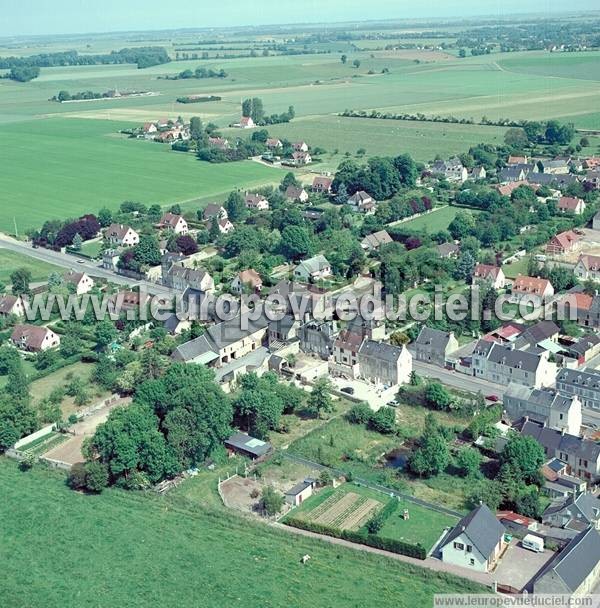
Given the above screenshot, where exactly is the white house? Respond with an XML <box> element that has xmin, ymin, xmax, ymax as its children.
<box><xmin>285</xmin><ymin>480</ymin><xmax>315</xmax><ymax>506</ymax></box>
<box><xmin>11</xmin><ymin>324</ymin><xmax>60</xmax><ymax>352</ymax></box>
<box><xmin>0</xmin><ymin>295</ymin><xmax>26</xmax><ymax>318</ymax></box>
<box><xmin>105</xmin><ymin>223</ymin><xmax>139</xmax><ymax>247</ymax></box>
<box><xmin>574</xmin><ymin>254</ymin><xmax>600</xmax><ymax>283</ymax></box>
<box><xmin>218</xmin><ymin>219</ymin><xmax>235</xmax><ymax>234</ymax></box>
<box><xmin>472</xmin><ymin>264</ymin><xmax>506</xmax><ymax>290</ymax></box>
<box><xmin>231</xmin><ymin>269</ymin><xmax>263</xmax><ymax>294</ymax></box>
<box><xmin>64</xmin><ymin>271</ymin><xmax>94</xmax><ymax>295</ymax></box>
<box><xmin>294</xmin><ymin>255</ymin><xmax>332</xmax><ymax>283</ymax></box>
<box><xmin>158</xmin><ymin>213</ymin><xmax>188</xmax><ymax>235</ymax></box>
<box><xmin>244</xmin><ymin>193</ymin><xmax>270</xmax><ymax>211</ymax></box>
<box><xmin>440</xmin><ymin>504</ymin><xmax>506</xmax><ymax>572</ymax></box>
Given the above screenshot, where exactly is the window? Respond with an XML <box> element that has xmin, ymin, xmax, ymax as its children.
<box><xmin>470</xmin><ymin>558</ymin><xmax>475</xmax><ymax>566</ymax></box>
<box><xmin>453</xmin><ymin>542</ymin><xmax>464</xmax><ymax>550</ymax></box>
<box><xmin>466</xmin><ymin>545</ymin><xmax>472</xmax><ymax>553</ymax></box>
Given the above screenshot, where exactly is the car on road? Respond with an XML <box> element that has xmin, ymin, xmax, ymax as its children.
<box><xmin>388</xmin><ymin>399</ymin><xmax>399</xmax><ymax>407</ymax></box>
<box><xmin>485</xmin><ymin>394</ymin><xmax>500</xmax><ymax>402</ymax></box>
<box><xmin>340</xmin><ymin>386</ymin><xmax>354</xmax><ymax>395</ymax></box>
<box><xmin>77</xmin><ymin>259</ymin><xmax>86</xmax><ymax>264</ymax></box>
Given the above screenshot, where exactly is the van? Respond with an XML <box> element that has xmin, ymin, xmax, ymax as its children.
<box><xmin>522</xmin><ymin>534</ymin><xmax>544</xmax><ymax>553</ymax></box>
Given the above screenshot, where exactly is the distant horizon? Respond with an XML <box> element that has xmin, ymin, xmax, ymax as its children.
<box><xmin>1</xmin><ymin>0</ymin><xmax>599</xmax><ymax>40</ymax></box>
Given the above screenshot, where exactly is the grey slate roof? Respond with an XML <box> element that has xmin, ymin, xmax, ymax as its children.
<box><xmin>285</xmin><ymin>481</ymin><xmax>312</xmax><ymax>496</ymax></box>
<box><xmin>358</xmin><ymin>340</ymin><xmax>405</xmax><ymax>364</ymax></box>
<box><xmin>224</xmin><ymin>433</ymin><xmax>272</xmax><ymax>458</ymax></box>
<box><xmin>442</xmin><ymin>503</ymin><xmax>505</xmax><ymax>559</ymax></box>
<box><xmin>520</xmin><ymin>420</ymin><xmax>600</xmax><ymax>462</ymax></box>
<box><xmin>513</xmin><ymin>320</ymin><xmax>559</xmax><ymax>349</ymax></box>
<box><xmin>415</xmin><ymin>326</ymin><xmax>453</xmax><ymax>351</ymax></box>
<box><xmin>473</xmin><ymin>340</ymin><xmax>544</xmax><ymax>373</ymax></box>
<box><xmin>534</xmin><ymin>526</ymin><xmax>600</xmax><ymax>593</ymax></box>
<box><xmin>557</xmin><ymin>367</ymin><xmax>600</xmax><ymax>392</ymax></box>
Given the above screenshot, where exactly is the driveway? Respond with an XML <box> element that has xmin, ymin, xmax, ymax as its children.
<box><xmin>492</xmin><ymin>539</ymin><xmax>554</xmax><ymax>592</ymax></box>
<box><xmin>329</xmin><ymin>376</ymin><xmax>398</xmax><ymax>410</ymax></box>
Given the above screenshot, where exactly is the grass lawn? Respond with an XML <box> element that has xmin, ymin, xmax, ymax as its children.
<box><xmin>0</xmin><ymin>248</ymin><xmax>63</xmax><ymax>284</ymax></box>
<box><xmin>0</xmin><ymin>118</ymin><xmax>281</xmax><ymax>233</ymax></box>
<box><xmin>0</xmin><ymin>459</ymin><xmax>484</xmax><ymax>607</ymax></box>
<box><xmin>398</xmin><ymin>206</ymin><xmax>478</xmax><ymax>233</ymax></box>
<box><xmin>29</xmin><ymin>361</ymin><xmax>110</xmax><ymax>417</ymax></box>
<box><xmin>501</xmin><ymin>256</ymin><xmax>529</xmax><ymax>279</ymax></box>
<box><xmin>79</xmin><ymin>239</ymin><xmax>104</xmax><ymax>258</ymax></box>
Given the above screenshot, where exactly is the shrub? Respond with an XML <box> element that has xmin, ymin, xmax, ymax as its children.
<box><xmin>346</xmin><ymin>402</ymin><xmax>372</xmax><ymax>425</ymax></box>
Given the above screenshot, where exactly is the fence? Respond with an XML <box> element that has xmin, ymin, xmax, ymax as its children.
<box><xmin>281</xmin><ymin>452</ymin><xmax>463</xmax><ymax>518</ymax></box>
<box><xmin>14</xmin><ymin>424</ymin><xmax>54</xmax><ymax>449</ymax></box>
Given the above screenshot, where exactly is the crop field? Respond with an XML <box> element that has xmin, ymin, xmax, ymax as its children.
<box><xmin>300</xmin><ymin>489</ymin><xmax>383</xmax><ymax>531</ymax></box>
<box><xmin>288</xmin><ymin>483</ymin><xmax>458</xmax><ymax>551</ymax></box>
<box><xmin>0</xmin><ymin>460</ymin><xmax>484</xmax><ymax>607</ymax></box>
<box><xmin>0</xmin><ymin>118</ymin><xmax>280</xmax><ymax>232</ymax></box>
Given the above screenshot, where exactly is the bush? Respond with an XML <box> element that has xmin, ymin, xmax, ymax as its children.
<box><xmin>284</xmin><ymin>515</ymin><xmax>426</xmax><ymax>559</ymax></box>
<box><xmin>346</xmin><ymin>402</ymin><xmax>372</xmax><ymax>425</ymax></box>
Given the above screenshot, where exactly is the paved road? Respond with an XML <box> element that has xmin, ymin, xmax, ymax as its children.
<box><xmin>412</xmin><ymin>360</ymin><xmax>506</xmax><ymax>399</ymax></box>
<box><xmin>0</xmin><ymin>232</ymin><xmax>175</xmax><ymax>297</ymax></box>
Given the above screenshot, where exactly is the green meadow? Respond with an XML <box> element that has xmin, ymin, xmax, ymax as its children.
<box><xmin>0</xmin><ymin>459</ymin><xmax>484</xmax><ymax>608</ymax></box>
<box><xmin>0</xmin><ymin>118</ymin><xmax>279</xmax><ymax>232</ymax></box>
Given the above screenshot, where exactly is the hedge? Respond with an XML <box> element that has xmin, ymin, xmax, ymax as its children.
<box><xmin>284</xmin><ymin>516</ymin><xmax>426</xmax><ymax>560</ymax></box>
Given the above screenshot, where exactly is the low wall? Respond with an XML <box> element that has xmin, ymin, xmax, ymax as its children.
<box><xmin>14</xmin><ymin>424</ymin><xmax>54</xmax><ymax>449</ymax></box>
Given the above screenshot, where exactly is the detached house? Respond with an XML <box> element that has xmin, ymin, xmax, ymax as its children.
<box><xmin>439</xmin><ymin>504</ymin><xmax>506</xmax><ymax>572</ymax></box>
<box><xmin>361</xmin><ymin>230</ymin><xmax>393</xmax><ymax>252</ymax></box>
<box><xmin>236</xmin><ymin>116</ymin><xmax>255</xmax><ymax>129</ymax></box>
<box><xmin>105</xmin><ymin>223</ymin><xmax>139</xmax><ymax>247</ymax></box>
<box><xmin>293</xmin><ymin>255</ymin><xmax>332</xmax><ymax>283</ymax></box>
<box><xmin>218</xmin><ymin>218</ymin><xmax>235</xmax><ymax>234</ymax></box>
<box><xmin>244</xmin><ymin>193</ymin><xmax>269</xmax><ymax>211</ymax></box>
<box><xmin>347</xmin><ymin>191</ymin><xmax>376</xmax><ymax>213</ymax></box>
<box><xmin>266</xmin><ymin>138</ymin><xmax>283</xmax><ymax>149</ymax></box>
<box><xmin>292</xmin><ymin>151</ymin><xmax>312</xmax><ymax>165</ymax></box>
<box><xmin>431</xmin><ymin>158</ymin><xmax>468</xmax><ymax>183</ymax></box>
<box><xmin>510</xmin><ymin>275</ymin><xmax>554</xmax><ymax>303</ymax></box>
<box><xmin>472</xmin><ymin>264</ymin><xmax>506</xmax><ymax>289</ymax></box>
<box><xmin>574</xmin><ymin>254</ymin><xmax>600</xmax><ymax>282</ymax></box>
<box><xmin>414</xmin><ymin>327</ymin><xmax>459</xmax><ymax>368</ymax></box>
<box><xmin>63</xmin><ymin>271</ymin><xmax>94</xmax><ymax>295</ymax></box>
<box><xmin>0</xmin><ymin>295</ymin><xmax>25</xmax><ymax>318</ymax></box>
<box><xmin>203</xmin><ymin>204</ymin><xmax>228</xmax><ymax>222</ymax></box>
<box><xmin>293</xmin><ymin>141</ymin><xmax>309</xmax><ymax>152</ymax></box>
<box><xmin>546</xmin><ymin>230</ymin><xmax>581</xmax><ymax>255</ymax></box>
<box><xmin>541</xmin><ymin>159</ymin><xmax>570</xmax><ymax>175</ymax></box>
<box><xmin>558</xmin><ymin>196</ymin><xmax>586</xmax><ymax>215</ymax></box>
<box><xmin>312</xmin><ymin>176</ymin><xmax>333</xmax><ymax>194</ymax></box>
<box><xmin>285</xmin><ymin>185</ymin><xmax>309</xmax><ymax>203</ymax></box>
<box><xmin>11</xmin><ymin>324</ymin><xmax>60</xmax><ymax>352</ymax></box>
<box><xmin>231</xmin><ymin>269</ymin><xmax>263</xmax><ymax>295</ymax></box>
<box><xmin>158</xmin><ymin>213</ymin><xmax>188</xmax><ymax>235</ymax></box>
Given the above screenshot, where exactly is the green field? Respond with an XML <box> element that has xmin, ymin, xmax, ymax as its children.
<box><xmin>0</xmin><ymin>459</ymin><xmax>483</xmax><ymax>607</ymax></box>
<box><xmin>0</xmin><ymin>248</ymin><xmax>63</xmax><ymax>284</ymax></box>
<box><xmin>0</xmin><ymin>118</ymin><xmax>280</xmax><ymax>232</ymax></box>
<box><xmin>397</xmin><ymin>206</ymin><xmax>475</xmax><ymax>233</ymax></box>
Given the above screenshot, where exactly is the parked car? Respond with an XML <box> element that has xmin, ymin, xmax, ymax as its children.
<box><xmin>341</xmin><ymin>386</ymin><xmax>354</xmax><ymax>395</ymax></box>
<box><xmin>388</xmin><ymin>400</ymin><xmax>399</xmax><ymax>407</ymax></box>
<box><xmin>485</xmin><ymin>394</ymin><xmax>499</xmax><ymax>402</ymax></box>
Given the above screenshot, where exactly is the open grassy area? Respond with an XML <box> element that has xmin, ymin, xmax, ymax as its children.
<box><xmin>0</xmin><ymin>459</ymin><xmax>484</xmax><ymax>607</ymax></box>
<box><xmin>398</xmin><ymin>206</ymin><xmax>479</xmax><ymax>233</ymax></box>
<box><xmin>0</xmin><ymin>248</ymin><xmax>63</xmax><ymax>284</ymax></box>
<box><xmin>0</xmin><ymin>118</ymin><xmax>281</xmax><ymax>233</ymax></box>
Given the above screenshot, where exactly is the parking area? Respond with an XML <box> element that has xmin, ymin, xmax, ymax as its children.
<box><xmin>493</xmin><ymin>539</ymin><xmax>555</xmax><ymax>592</ymax></box>
<box><xmin>561</xmin><ymin>228</ymin><xmax>600</xmax><ymax>264</ymax></box>
<box><xmin>329</xmin><ymin>376</ymin><xmax>397</xmax><ymax>410</ymax></box>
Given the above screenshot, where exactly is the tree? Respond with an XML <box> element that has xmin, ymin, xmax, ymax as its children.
<box><xmin>234</xmin><ymin>373</ymin><xmax>284</xmax><ymax>439</ymax></box>
<box><xmin>368</xmin><ymin>406</ymin><xmax>396</xmax><ymax>434</ymax></box>
<box><xmin>307</xmin><ymin>377</ymin><xmax>334</xmax><ymax>418</ymax></box>
<box><xmin>409</xmin><ymin>370</ymin><xmax>422</xmax><ymax>386</ymax></box>
<box><xmin>408</xmin><ymin>431</ymin><xmax>449</xmax><ymax>478</ymax></box>
<box><xmin>209</xmin><ymin>216</ymin><xmax>220</xmax><ymax>242</ymax></box>
<box><xmin>261</xmin><ymin>486</ymin><xmax>284</xmax><ymax>516</ymax></box>
<box><xmin>5</xmin><ymin>358</ymin><xmax>30</xmax><ymax>402</ymax></box>
<box><xmin>341</xmin><ymin>54</ymin><xmax>347</xmax><ymax>64</ymax></box>
<box><xmin>280</xmin><ymin>172</ymin><xmax>300</xmax><ymax>192</ymax></box>
<box><xmin>425</xmin><ymin>382</ymin><xmax>453</xmax><ymax>411</ymax></box>
<box><xmin>504</xmin><ymin>127</ymin><xmax>529</xmax><ymax>149</ymax></box>
<box><xmin>454</xmin><ymin>251</ymin><xmax>476</xmax><ymax>282</ymax></box>
<box><xmin>455</xmin><ymin>447</ymin><xmax>482</xmax><ymax>477</ymax></box>
<box><xmin>83</xmin><ymin>461</ymin><xmax>109</xmax><ymax>493</ymax></box>
<box><xmin>97</xmin><ymin>207</ymin><xmax>113</xmax><ymax>227</ymax></box>
<box><xmin>10</xmin><ymin>268</ymin><xmax>31</xmax><ymax>296</ymax></box>
<box><xmin>346</xmin><ymin>402</ymin><xmax>372</xmax><ymax>425</ymax></box>
<box><xmin>352</xmin><ymin>59</ymin><xmax>361</xmax><ymax>69</ymax></box>
<box><xmin>190</xmin><ymin>116</ymin><xmax>204</xmax><ymax>141</ymax></box>
<box><xmin>133</xmin><ymin>234</ymin><xmax>162</xmax><ymax>268</ymax></box>
<box><xmin>225</xmin><ymin>191</ymin><xmax>247</xmax><ymax>222</ymax></box>
<box><xmin>335</xmin><ymin>183</ymin><xmax>349</xmax><ymax>205</ymax></box>
<box><xmin>95</xmin><ymin>320</ymin><xmax>118</xmax><ymax>350</ymax></box>
<box><xmin>72</xmin><ymin>233</ymin><xmax>83</xmax><ymax>251</ymax></box>
<box><xmin>500</xmin><ymin>434</ymin><xmax>545</xmax><ymax>484</ymax></box>
<box><xmin>467</xmin><ymin>479</ymin><xmax>502</xmax><ymax>511</ymax></box>
<box><xmin>176</xmin><ymin>235</ymin><xmax>198</xmax><ymax>256</ymax></box>
<box><xmin>458</xmin><ymin>49</ymin><xmax>467</xmax><ymax>58</ymax></box>
<box><xmin>280</xmin><ymin>225</ymin><xmax>313</xmax><ymax>260</ymax></box>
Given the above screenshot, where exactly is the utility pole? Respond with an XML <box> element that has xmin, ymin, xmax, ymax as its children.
<box><xmin>13</xmin><ymin>217</ymin><xmax>18</xmax><ymax>238</ymax></box>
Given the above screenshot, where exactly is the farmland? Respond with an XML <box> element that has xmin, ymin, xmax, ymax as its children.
<box><xmin>0</xmin><ymin>459</ymin><xmax>484</xmax><ymax>607</ymax></box>
<box><xmin>0</xmin><ymin>118</ymin><xmax>280</xmax><ymax>232</ymax></box>
<box><xmin>1</xmin><ymin>43</ymin><xmax>599</xmax><ymax>233</ymax></box>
